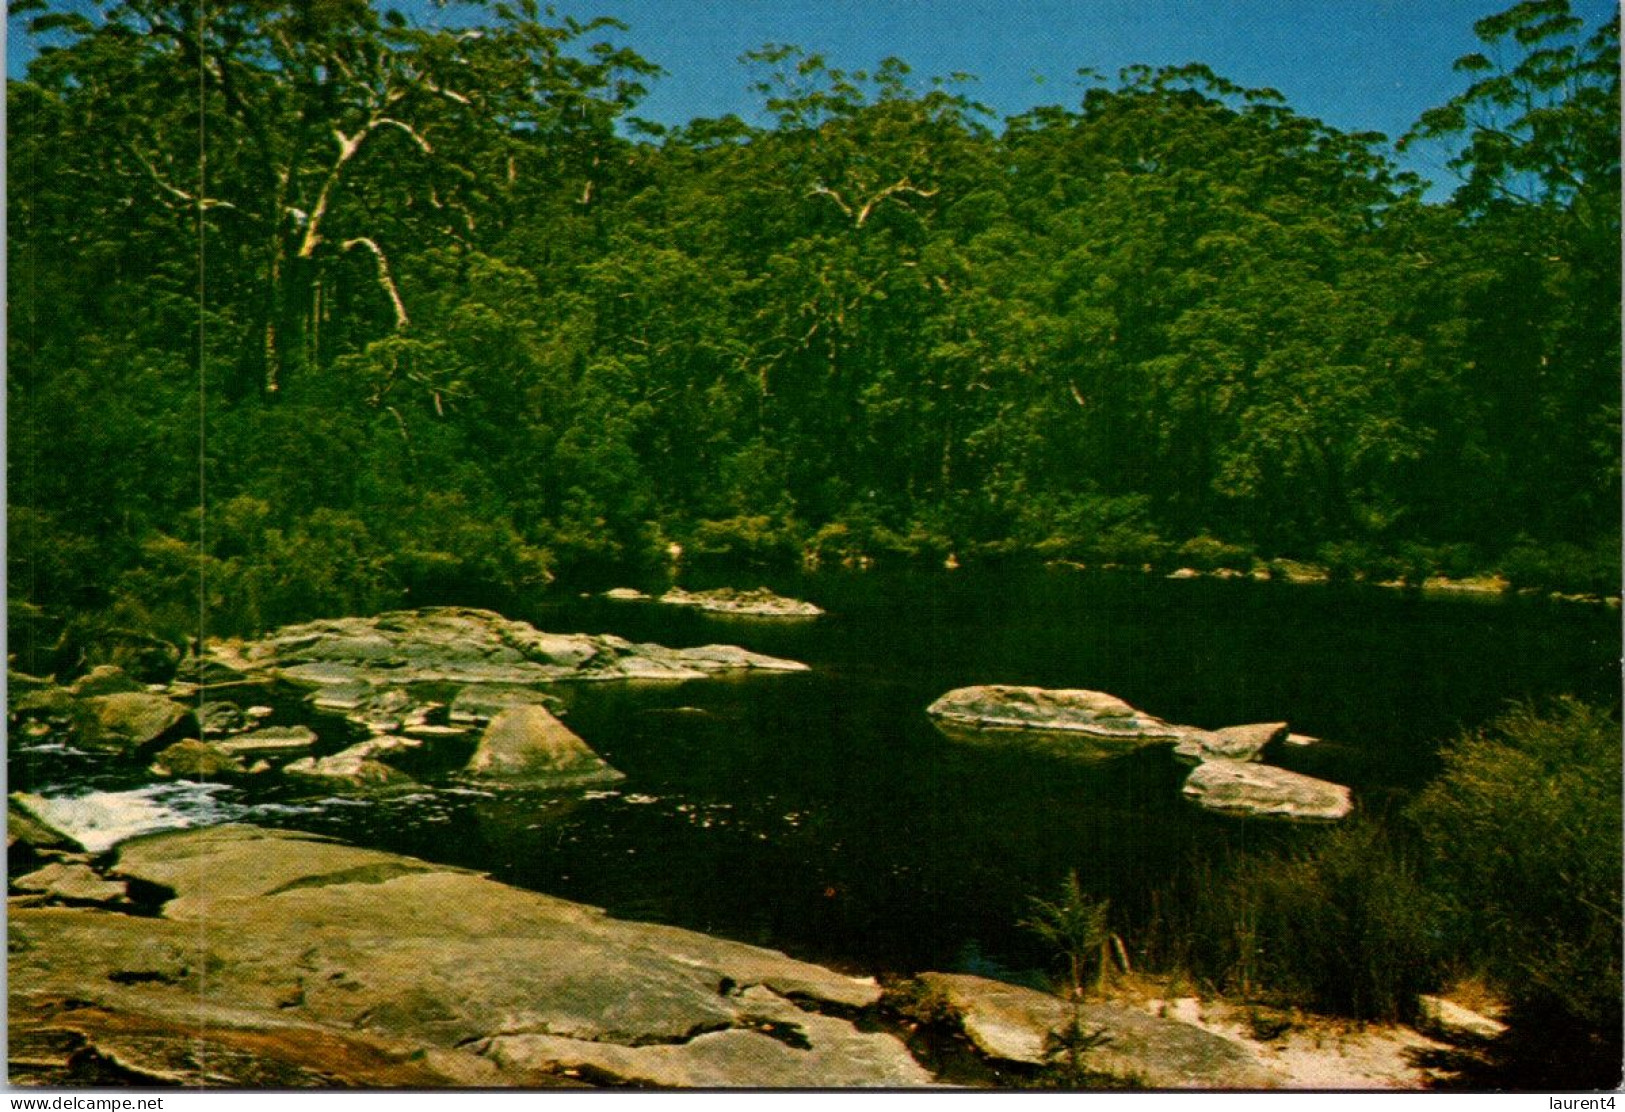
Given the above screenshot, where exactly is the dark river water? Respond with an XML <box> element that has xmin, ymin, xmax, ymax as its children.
<box><xmin>14</xmin><ymin>568</ymin><xmax>1620</xmax><ymax>979</ymax></box>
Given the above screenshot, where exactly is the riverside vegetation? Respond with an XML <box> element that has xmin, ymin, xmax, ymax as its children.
<box><xmin>7</xmin><ymin>0</ymin><xmax>1621</xmax><ymax>674</ymax></box>
<box><xmin>7</xmin><ymin>0</ymin><xmax>1622</xmax><ymax>1092</ymax></box>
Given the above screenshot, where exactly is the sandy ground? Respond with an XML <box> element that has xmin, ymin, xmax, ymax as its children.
<box><xmin>1096</xmin><ymin>975</ymin><xmax>1471</xmax><ymax>1090</ymax></box>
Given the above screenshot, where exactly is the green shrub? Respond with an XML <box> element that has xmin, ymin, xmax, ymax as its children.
<box><xmin>684</xmin><ymin>514</ymin><xmax>805</xmax><ymax>568</ymax></box>
<box><xmin>1175</xmin><ymin>534</ymin><xmax>1257</xmax><ymax>574</ymax></box>
<box><xmin>1315</xmin><ymin>540</ymin><xmax>1403</xmax><ymax>584</ymax></box>
<box><xmin>1021</xmin><ymin>492</ymin><xmax>1168</xmax><ymax>567</ymax></box>
<box><xmin>1498</xmin><ymin>538</ymin><xmax>1622</xmax><ymax>596</ymax></box>
<box><xmin>1409</xmin><ymin>699</ymin><xmax>1622</xmax><ymax>1077</ymax></box>
<box><xmin>1186</xmin><ymin>823</ymin><xmax>1441</xmax><ymax>1022</ymax></box>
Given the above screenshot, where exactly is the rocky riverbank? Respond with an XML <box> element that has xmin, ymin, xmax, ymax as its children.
<box><xmin>9</xmin><ymin>815</ymin><xmax>1480</xmax><ymax>1089</ymax></box>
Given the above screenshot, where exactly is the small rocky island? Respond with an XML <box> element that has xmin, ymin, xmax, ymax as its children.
<box><xmin>605</xmin><ymin>586</ymin><xmax>825</xmax><ymax>618</ymax></box>
<box><xmin>926</xmin><ymin>684</ymin><xmax>1351</xmax><ymax>822</ymax></box>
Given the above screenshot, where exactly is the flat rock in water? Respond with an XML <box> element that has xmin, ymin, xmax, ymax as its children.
<box><xmin>927</xmin><ymin>686</ymin><xmax>1186</xmax><ymax>744</ymax></box>
<box><xmin>10</xmin><ymin>825</ymin><xmax>911</xmax><ymax>1088</ymax></box>
<box><xmin>1182</xmin><ymin>759</ymin><xmax>1352</xmax><ymax>821</ymax></box>
<box><xmin>216</xmin><ymin>725</ymin><xmax>319</xmax><ymax>758</ymax></box>
<box><xmin>465</xmin><ymin>705</ymin><xmax>623</xmax><ymax>785</ymax></box>
<box><xmin>657</xmin><ymin>587</ymin><xmax>824</xmax><ymax>618</ymax></box>
<box><xmin>912</xmin><ymin>973</ymin><xmax>1271</xmax><ymax>1088</ymax></box>
<box><xmin>283</xmin><ymin>747</ymin><xmax>416</xmax><ymax>792</ymax></box>
<box><xmin>203</xmin><ymin>607</ymin><xmax>806</xmax><ymax>688</ymax></box>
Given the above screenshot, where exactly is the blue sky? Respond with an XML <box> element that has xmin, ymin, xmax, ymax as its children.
<box><xmin>8</xmin><ymin>0</ymin><xmax>1618</xmax><ymax>192</ymax></box>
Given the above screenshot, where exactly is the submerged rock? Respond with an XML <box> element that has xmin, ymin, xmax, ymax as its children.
<box><xmin>1181</xmin><ymin>759</ymin><xmax>1352</xmax><ymax>821</ymax></box>
<box><xmin>201</xmin><ymin>607</ymin><xmax>807</xmax><ymax>689</ymax></box>
<box><xmin>10</xmin><ymin>825</ymin><xmax>920</xmax><ymax>1088</ymax></box>
<box><xmin>910</xmin><ymin>973</ymin><xmax>1271</xmax><ymax>1088</ymax></box>
<box><xmin>926</xmin><ymin>686</ymin><xmax>1187</xmax><ymax>744</ymax></box>
<box><xmin>464</xmin><ymin>705</ymin><xmax>623</xmax><ymax>786</ymax></box>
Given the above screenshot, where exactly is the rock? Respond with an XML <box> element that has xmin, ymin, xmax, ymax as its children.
<box><xmin>1182</xmin><ymin>759</ymin><xmax>1352</xmax><ymax>821</ymax></box>
<box><xmin>345</xmin><ymin>687</ymin><xmax>426</xmax><ymax>734</ymax></box>
<box><xmin>911</xmin><ymin>973</ymin><xmax>1271</xmax><ymax>1088</ymax></box>
<box><xmin>1173</xmin><ymin>722</ymin><xmax>1288</xmax><ymax>763</ymax></box>
<box><xmin>926</xmin><ymin>686</ymin><xmax>1187</xmax><ymax>744</ymax></box>
<box><xmin>10</xmin><ymin>825</ymin><xmax>914</xmax><ymax>1088</ymax></box>
<box><xmin>149</xmin><ymin>739</ymin><xmax>248</xmax><ymax>779</ymax></box>
<box><xmin>1167</xmin><ymin>567</ymin><xmax>1202</xmax><ymax>580</ymax></box>
<box><xmin>9</xmin><ymin>796</ymin><xmax>83</xmax><ymax>857</ymax></box>
<box><xmin>216</xmin><ymin>725</ymin><xmax>318</xmax><ymax>759</ymax></box>
<box><xmin>449</xmin><ymin>684</ymin><xmax>564</xmax><ymax>725</ymax></box>
<box><xmin>1284</xmin><ymin>733</ymin><xmax>1318</xmax><ymax>747</ymax></box>
<box><xmin>1416</xmin><ymin>995</ymin><xmax>1507</xmax><ymax>1044</ymax></box>
<box><xmin>343</xmin><ymin>735</ymin><xmax>423</xmax><ymax>760</ymax></box>
<box><xmin>200</xmin><ymin>607</ymin><xmax>806</xmax><ymax>691</ymax></box>
<box><xmin>8</xmin><ymin>669</ymin><xmax>58</xmax><ymax>694</ymax></box>
<box><xmin>77</xmin><ymin>693</ymin><xmax>193</xmax><ymax>753</ymax></box>
<box><xmin>198</xmin><ymin>701</ymin><xmax>248</xmax><ymax>736</ymax></box>
<box><xmin>480</xmin><ymin>987</ymin><xmax>931</xmax><ymax>1087</ymax></box>
<box><xmin>283</xmin><ymin>747</ymin><xmax>416</xmax><ymax>792</ymax></box>
<box><xmin>657</xmin><ymin>587</ymin><xmax>824</xmax><ymax>618</ymax></box>
<box><xmin>12</xmin><ymin>861</ymin><xmax>127</xmax><ymax>905</ymax></box>
<box><xmin>465</xmin><ymin>706</ymin><xmax>623</xmax><ymax>785</ymax></box>
<box><xmin>603</xmin><ymin>588</ymin><xmax>651</xmax><ymax>601</ymax></box>
<box><xmin>11</xmin><ymin>684</ymin><xmax>78</xmax><ymax>720</ymax></box>
<box><xmin>68</xmin><ymin>665</ymin><xmax>145</xmax><ymax>698</ymax></box>
<box><xmin>68</xmin><ymin>627</ymin><xmax>182</xmax><ymax>684</ymax></box>
<box><xmin>174</xmin><ymin>652</ymin><xmax>252</xmax><ymax>686</ymax></box>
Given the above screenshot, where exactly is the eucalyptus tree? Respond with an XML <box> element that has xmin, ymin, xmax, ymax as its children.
<box><xmin>1401</xmin><ymin>0</ymin><xmax>1619</xmax><ymax>545</ymax></box>
<box><xmin>11</xmin><ymin>0</ymin><xmax>658</xmax><ymax>396</ymax></box>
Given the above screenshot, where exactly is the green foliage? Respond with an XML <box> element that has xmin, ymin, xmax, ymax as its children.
<box><xmin>1175</xmin><ymin>535</ymin><xmax>1257</xmax><ymax>574</ymax></box>
<box><xmin>1498</xmin><ymin>536</ymin><xmax>1622</xmax><ymax>595</ymax></box>
<box><xmin>684</xmin><ymin>515</ymin><xmax>806</xmax><ymax>569</ymax></box>
<box><xmin>7</xmin><ymin>0</ymin><xmax>1619</xmax><ymax>646</ymax></box>
<box><xmin>1184</xmin><ymin>823</ymin><xmax>1442</xmax><ymax>1023</ymax></box>
<box><xmin>1410</xmin><ymin>699</ymin><xmax>1622</xmax><ymax>1047</ymax></box>
<box><xmin>1023</xmin><ymin>871</ymin><xmax>1113</xmax><ymax>999</ymax></box>
<box><xmin>1022</xmin><ymin>872</ymin><xmax>1118</xmax><ymax>1087</ymax></box>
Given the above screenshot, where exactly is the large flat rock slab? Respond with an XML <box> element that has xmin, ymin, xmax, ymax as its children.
<box><xmin>202</xmin><ymin>607</ymin><xmax>808</xmax><ymax>689</ymax></box>
<box><xmin>927</xmin><ymin>686</ymin><xmax>1188</xmax><ymax>744</ymax></box>
<box><xmin>914</xmin><ymin>973</ymin><xmax>1272</xmax><ymax>1089</ymax></box>
<box><xmin>1182</xmin><ymin>759</ymin><xmax>1353</xmax><ymax>821</ymax></box>
<box><xmin>11</xmin><ymin>825</ymin><xmax>910</xmax><ymax>1089</ymax></box>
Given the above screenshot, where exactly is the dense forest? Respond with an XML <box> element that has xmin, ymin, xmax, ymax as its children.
<box><xmin>8</xmin><ymin>0</ymin><xmax>1620</xmax><ymax>663</ymax></box>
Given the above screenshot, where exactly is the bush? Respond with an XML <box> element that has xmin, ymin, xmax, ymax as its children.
<box><xmin>1409</xmin><ymin>699</ymin><xmax>1622</xmax><ymax>1082</ymax></box>
<box><xmin>684</xmin><ymin>514</ymin><xmax>805</xmax><ymax>569</ymax></box>
<box><xmin>1020</xmin><ymin>492</ymin><xmax>1169</xmax><ymax>567</ymax></box>
<box><xmin>1175</xmin><ymin>534</ymin><xmax>1257</xmax><ymax>574</ymax></box>
<box><xmin>1498</xmin><ymin>538</ymin><xmax>1622</xmax><ymax>596</ymax></box>
<box><xmin>1185</xmin><ymin>823</ymin><xmax>1441</xmax><ymax>1022</ymax></box>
